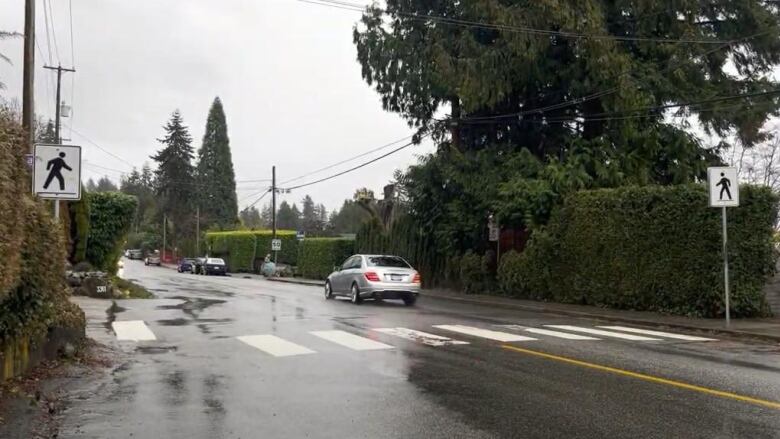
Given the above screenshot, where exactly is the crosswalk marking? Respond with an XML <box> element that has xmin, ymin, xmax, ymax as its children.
<box><xmin>373</xmin><ymin>327</ymin><xmax>469</xmax><ymax>347</ymax></box>
<box><xmin>237</xmin><ymin>335</ymin><xmax>316</xmax><ymax>357</ymax></box>
<box><xmin>497</xmin><ymin>325</ymin><xmax>601</xmax><ymax>340</ymax></box>
<box><xmin>310</xmin><ymin>330</ymin><xmax>394</xmax><ymax>351</ymax></box>
<box><xmin>433</xmin><ymin>325</ymin><xmax>537</xmax><ymax>342</ymax></box>
<box><xmin>112</xmin><ymin>320</ymin><xmax>157</xmax><ymax>341</ymax></box>
<box><xmin>545</xmin><ymin>325</ymin><xmax>661</xmax><ymax>341</ymax></box>
<box><xmin>598</xmin><ymin>326</ymin><xmax>716</xmax><ymax>341</ymax></box>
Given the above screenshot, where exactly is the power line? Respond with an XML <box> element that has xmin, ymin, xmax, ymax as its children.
<box><xmin>46</xmin><ymin>0</ymin><xmax>61</xmax><ymax>63</ymax></box>
<box><xmin>283</xmin><ymin>134</ymin><xmax>429</xmax><ymax>191</ymax></box>
<box><xmin>68</xmin><ymin>126</ymin><xmax>136</xmax><ymax>170</ymax></box>
<box><xmin>68</xmin><ymin>0</ymin><xmax>75</xmax><ymax>141</ymax></box>
<box><xmin>456</xmin><ymin>30</ymin><xmax>775</xmax><ymax>123</ymax></box>
<box><xmin>247</xmin><ymin>189</ymin><xmax>271</xmax><ymax>209</ymax></box>
<box><xmin>301</xmin><ymin>0</ymin><xmax>733</xmax><ymax>45</ymax></box>
<box><xmin>279</xmin><ymin>134</ymin><xmax>415</xmax><ymax>185</ymax></box>
<box><xmin>41</xmin><ymin>0</ymin><xmax>54</xmax><ymax>65</ymax></box>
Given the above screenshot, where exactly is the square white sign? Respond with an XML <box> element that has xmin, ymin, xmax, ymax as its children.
<box><xmin>33</xmin><ymin>144</ymin><xmax>82</xmax><ymax>200</ymax></box>
<box><xmin>707</xmin><ymin>167</ymin><xmax>739</xmax><ymax>207</ymax></box>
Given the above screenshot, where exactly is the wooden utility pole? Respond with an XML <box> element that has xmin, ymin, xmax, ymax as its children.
<box><xmin>43</xmin><ymin>65</ymin><xmax>76</xmax><ymax>144</ymax></box>
<box><xmin>196</xmin><ymin>205</ymin><xmax>200</xmax><ymax>255</ymax></box>
<box><xmin>23</xmin><ymin>0</ymin><xmax>35</xmax><ymax>152</ymax></box>
<box><xmin>271</xmin><ymin>165</ymin><xmax>277</xmax><ymax>264</ymax></box>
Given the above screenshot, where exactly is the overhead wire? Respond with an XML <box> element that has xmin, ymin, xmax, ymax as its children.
<box><xmin>40</xmin><ymin>0</ymin><xmax>54</xmax><ymax>65</ymax></box>
<box><xmin>68</xmin><ymin>0</ymin><xmax>76</xmax><ymax>140</ymax></box>
<box><xmin>46</xmin><ymin>0</ymin><xmax>61</xmax><ymax>63</ymax></box>
<box><xmin>283</xmin><ymin>133</ymin><xmax>430</xmax><ymax>191</ymax></box>
<box><xmin>279</xmin><ymin>134</ymin><xmax>415</xmax><ymax>185</ymax></box>
<box><xmin>300</xmin><ymin>0</ymin><xmax>732</xmax><ymax>44</ymax></box>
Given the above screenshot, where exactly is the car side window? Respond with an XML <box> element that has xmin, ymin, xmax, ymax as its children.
<box><xmin>341</xmin><ymin>257</ymin><xmax>355</xmax><ymax>270</ymax></box>
<box><xmin>352</xmin><ymin>257</ymin><xmax>363</xmax><ymax>269</ymax></box>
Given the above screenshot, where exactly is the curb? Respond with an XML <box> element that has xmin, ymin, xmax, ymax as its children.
<box><xmin>421</xmin><ymin>292</ymin><xmax>780</xmax><ymax>343</ymax></box>
<box><xmin>266</xmin><ymin>277</ymin><xmax>325</xmax><ymax>287</ymax></box>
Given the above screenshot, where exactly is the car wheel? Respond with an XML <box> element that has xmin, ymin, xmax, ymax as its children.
<box><xmin>324</xmin><ymin>281</ymin><xmax>333</xmax><ymax>300</ymax></box>
<box><xmin>350</xmin><ymin>283</ymin><xmax>362</xmax><ymax>305</ymax></box>
<box><xmin>403</xmin><ymin>296</ymin><xmax>417</xmax><ymax>306</ymax></box>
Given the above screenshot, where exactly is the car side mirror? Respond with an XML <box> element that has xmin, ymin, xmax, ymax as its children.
<box><xmin>334</xmin><ymin>265</ymin><xmax>341</xmax><ymax>272</ymax></box>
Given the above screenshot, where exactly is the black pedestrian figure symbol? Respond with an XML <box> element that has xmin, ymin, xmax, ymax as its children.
<box><xmin>43</xmin><ymin>152</ymin><xmax>72</xmax><ymax>191</ymax></box>
<box><xmin>716</xmin><ymin>172</ymin><xmax>732</xmax><ymax>200</ymax></box>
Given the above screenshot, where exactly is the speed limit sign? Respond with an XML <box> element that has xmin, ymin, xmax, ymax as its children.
<box><xmin>271</xmin><ymin>239</ymin><xmax>282</xmax><ymax>251</ymax></box>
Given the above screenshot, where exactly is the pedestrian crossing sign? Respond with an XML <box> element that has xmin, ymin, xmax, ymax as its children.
<box><xmin>33</xmin><ymin>144</ymin><xmax>82</xmax><ymax>200</ymax></box>
<box><xmin>707</xmin><ymin>166</ymin><xmax>738</xmax><ymax>207</ymax></box>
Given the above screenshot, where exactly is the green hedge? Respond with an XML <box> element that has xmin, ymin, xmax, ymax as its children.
<box><xmin>0</xmin><ymin>114</ymin><xmax>26</xmax><ymax>298</ymax></box>
<box><xmin>297</xmin><ymin>238</ymin><xmax>355</xmax><ymax>280</ymax></box>
<box><xmin>206</xmin><ymin>230</ymin><xmax>298</xmax><ymax>272</ymax></box>
<box><xmin>85</xmin><ymin>192</ymin><xmax>138</xmax><ymax>274</ymax></box>
<box><xmin>500</xmin><ymin>184</ymin><xmax>778</xmax><ymax>317</ymax></box>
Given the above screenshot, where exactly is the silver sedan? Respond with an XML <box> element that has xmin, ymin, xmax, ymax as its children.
<box><xmin>325</xmin><ymin>255</ymin><xmax>421</xmax><ymax>306</ymax></box>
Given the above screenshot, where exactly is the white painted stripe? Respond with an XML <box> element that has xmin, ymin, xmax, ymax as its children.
<box><xmin>497</xmin><ymin>324</ymin><xmax>600</xmax><ymax>340</ymax></box>
<box><xmin>112</xmin><ymin>320</ymin><xmax>157</xmax><ymax>341</ymax></box>
<box><xmin>598</xmin><ymin>326</ymin><xmax>716</xmax><ymax>341</ymax></box>
<box><xmin>373</xmin><ymin>327</ymin><xmax>469</xmax><ymax>347</ymax></box>
<box><xmin>310</xmin><ymin>330</ymin><xmax>394</xmax><ymax>351</ymax></box>
<box><xmin>544</xmin><ymin>325</ymin><xmax>661</xmax><ymax>341</ymax></box>
<box><xmin>237</xmin><ymin>335</ymin><xmax>316</xmax><ymax>357</ymax></box>
<box><xmin>433</xmin><ymin>325</ymin><xmax>536</xmax><ymax>342</ymax></box>
<box><xmin>524</xmin><ymin>327</ymin><xmax>601</xmax><ymax>340</ymax></box>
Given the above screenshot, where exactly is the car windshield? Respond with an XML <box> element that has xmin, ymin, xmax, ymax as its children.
<box><xmin>367</xmin><ymin>256</ymin><xmax>410</xmax><ymax>268</ymax></box>
<box><xmin>208</xmin><ymin>258</ymin><xmax>225</xmax><ymax>264</ymax></box>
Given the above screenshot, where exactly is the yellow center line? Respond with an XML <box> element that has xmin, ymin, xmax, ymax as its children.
<box><xmin>501</xmin><ymin>344</ymin><xmax>780</xmax><ymax>410</ymax></box>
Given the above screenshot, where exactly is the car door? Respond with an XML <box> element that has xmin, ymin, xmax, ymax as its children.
<box><xmin>333</xmin><ymin>256</ymin><xmax>355</xmax><ymax>293</ymax></box>
<box><xmin>345</xmin><ymin>256</ymin><xmax>363</xmax><ymax>291</ymax></box>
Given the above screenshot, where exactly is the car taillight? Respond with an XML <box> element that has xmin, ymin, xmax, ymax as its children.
<box><xmin>412</xmin><ymin>273</ymin><xmax>421</xmax><ymax>284</ymax></box>
<box><xmin>364</xmin><ymin>272</ymin><xmax>380</xmax><ymax>282</ymax></box>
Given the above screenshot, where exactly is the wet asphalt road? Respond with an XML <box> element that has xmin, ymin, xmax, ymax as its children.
<box><xmin>61</xmin><ymin>259</ymin><xmax>780</xmax><ymax>439</ymax></box>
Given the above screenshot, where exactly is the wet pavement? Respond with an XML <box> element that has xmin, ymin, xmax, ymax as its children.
<box><xmin>60</xmin><ymin>259</ymin><xmax>780</xmax><ymax>438</ymax></box>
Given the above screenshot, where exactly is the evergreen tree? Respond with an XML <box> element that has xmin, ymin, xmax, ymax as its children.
<box><xmin>85</xmin><ymin>178</ymin><xmax>97</xmax><ymax>192</ymax></box>
<box><xmin>196</xmin><ymin>97</ymin><xmax>238</xmax><ymax>229</ymax></box>
<box><xmin>329</xmin><ymin>199</ymin><xmax>371</xmax><ymax>234</ymax></box>
<box><xmin>316</xmin><ymin>203</ymin><xmax>328</xmax><ymax>232</ymax></box>
<box><xmin>239</xmin><ymin>206</ymin><xmax>263</xmax><ymax>229</ymax></box>
<box><xmin>260</xmin><ymin>202</ymin><xmax>273</xmax><ymax>228</ymax></box>
<box><xmin>151</xmin><ymin>110</ymin><xmax>196</xmax><ymax>249</ymax></box>
<box><xmin>95</xmin><ymin>176</ymin><xmax>118</xmax><ymax>192</ymax></box>
<box><xmin>276</xmin><ymin>201</ymin><xmax>300</xmax><ymax>230</ymax></box>
<box><xmin>301</xmin><ymin>195</ymin><xmax>318</xmax><ymax>233</ymax></box>
<box><xmin>36</xmin><ymin>119</ymin><xmax>57</xmax><ymax>143</ymax></box>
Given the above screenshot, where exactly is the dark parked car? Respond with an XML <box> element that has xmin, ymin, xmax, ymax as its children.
<box><xmin>177</xmin><ymin>258</ymin><xmax>196</xmax><ymax>273</ymax></box>
<box><xmin>203</xmin><ymin>258</ymin><xmax>227</xmax><ymax>275</ymax></box>
<box><xmin>192</xmin><ymin>257</ymin><xmax>207</xmax><ymax>275</ymax></box>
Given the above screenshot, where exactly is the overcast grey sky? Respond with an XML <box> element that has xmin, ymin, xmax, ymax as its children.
<box><xmin>0</xmin><ymin>0</ymin><xmax>434</xmax><ymax>211</ymax></box>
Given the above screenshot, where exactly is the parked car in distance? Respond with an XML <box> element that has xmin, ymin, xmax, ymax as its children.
<box><xmin>178</xmin><ymin>258</ymin><xmax>196</xmax><ymax>273</ymax></box>
<box><xmin>144</xmin><ymin>251</ymin><xmax>161</xmax><ymax>266</ymax></box>
<box><xmin>203</xmin><ymin>258</ymin><xmax>227</xmax><ymax>275</ymax></box>
<box><xmin>126</xmin><ymin>249</ymin><xmax>143</xmax><ymax>260</ymax></box>
<box><xmin>325</xmin><ymin>255</ymin><xmax>420</xmax><ymax>306</ymax></box>
<box><xmin>193</xmin><ymin>257</ymin><xmax>207</xmax><ymax>274</ymax></box>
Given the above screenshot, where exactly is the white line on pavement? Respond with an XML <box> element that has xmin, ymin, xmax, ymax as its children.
<box><xmin>597</xmin><ymin>326</ymin><xmax>716</xmax><ymax>341</ymax></box>
<box><xmin>373</xmin><ymin>327</ymin><xmax>469</xmax><ymax>346</ymax></box>
<box><xmin>112</xmin><ymin>320</ymin><xmax>157</xmax><ymax>341</ymax></box>
<box><xmin>310</xmin><ymin>330</ymin><xmax>394</xmax><ymax>351</ymax></box>
<box><xmin>237</xmin><ymin>335</ymin><xmax>316</xmax><ymax>357</ymax></box>
<box><xmin>433</xmin><ymin>325</ymin><xmax>537</xmax><ymax>342</ymax></box>
<box><xmin>523</xmin><ymin>327</ymin><xmax>601</xmax><ymax>340</ymax></box>
<box><xmin>544</xmin><ymin>325</ymin><xmax>661</xmax><ymax>341</ymax></box>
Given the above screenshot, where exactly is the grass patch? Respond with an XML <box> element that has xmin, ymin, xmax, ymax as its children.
<box><xmin>111</xmin><ymin>277</ymin><xmax>154</xmax><ymax>299</ymax></box>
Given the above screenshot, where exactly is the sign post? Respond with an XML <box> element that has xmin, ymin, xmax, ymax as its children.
<box><xmin>707</xmin><ymin>166</ymin><xmax>739</xmax><ymax>327</ymax></box>
<box><xmin>32</xmin><ymin>144</ymin><xmax>82</xmax><ymax>222</ymax></box>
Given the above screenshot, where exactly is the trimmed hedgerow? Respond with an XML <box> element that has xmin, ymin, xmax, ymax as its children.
<box><xmin>297</xmin><ymin>238</ymin><xmax>355</xmax><ymax>280</ymax></box>
<box><xmin>205</xmin><ymin>230</ymin><xmax>298</xmax><ymax>272</ymax></box>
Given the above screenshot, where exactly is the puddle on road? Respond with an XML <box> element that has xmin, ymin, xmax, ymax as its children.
<box><xmin>155</xmin><ymin>297</ymin><xmax>232</xmax><ymax>334</ymax></box>
<box><xmin>103</xmin><ymin>301</ymin><xmax>127</xmax><ymax>332</ymax></box>
<box><xmin>136</xmin><ymin>345</ymin><xmax>178</xmax><ymax>354</ymax></box>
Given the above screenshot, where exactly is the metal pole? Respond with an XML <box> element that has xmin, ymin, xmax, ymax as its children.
<box><xmin>722</xmin><ymin>206</ymin><xmax>731</xmax><ymax>327</ymax></box>
<box><xmin>271</xmin><ymin>166</ymin><xmax>277</xmax><ymax>265</ymax></box>
<box><xmin>53</xmin><ymin>200</ymin><xmax>59</xmax><ymax>223</ymax></box>
<box><xmin>162</xmin><ymin>214</ymin><xmax>167</xmax><ymax>262</ymax></box>
<box><xmin>23</xmin><ymin>0</ymin><xmax>35</xmax><ymax>153</ymax></box>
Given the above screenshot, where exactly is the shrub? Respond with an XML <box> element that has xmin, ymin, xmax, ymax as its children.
<box><xmin>497</xmin><ymin>232</ymin><xmax>554</xmax><ymax>300</ymax></box>
<box><xmin>85</xmin><ymin>192</ymin><xmax>138</xmax><ymax>274</ymax></box>
<box><xmin>205</xmin><ymin>230</ymin><xmax>298</xmax><ymax>272</ymax></box>
<box><xmin>460</xmin><ymin>252</ymin><xmax>491</xmax><ymax>294</ymax></box>
<box><xmin>518</xmin><ymin>184</ymin><xmax>777</xmax><ymax>317</ymax></box>
<box><xmin>67</xmin><ymin>188</ymin><xmax>90</xmax><ymax>263</ymax></box>
<box><xmin>297</xmin><ymin>238</ymin><xmax>355</xmax><ymax>280</ymax></box>
<box><xmin>0</xmin><ymin>113</ymin><xmax>26</xmax><ymax>298</ymax></box>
